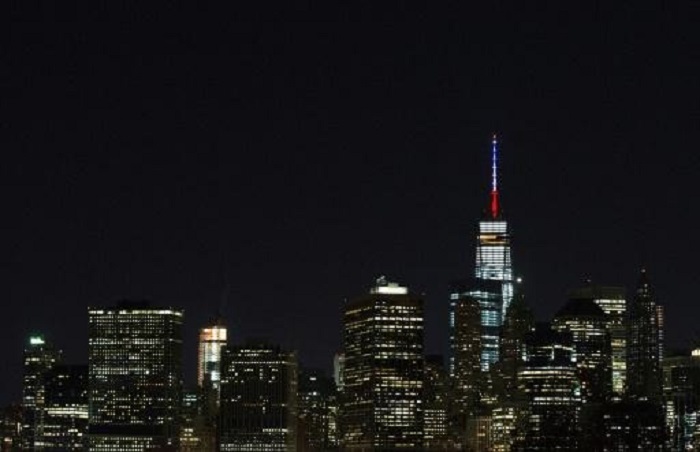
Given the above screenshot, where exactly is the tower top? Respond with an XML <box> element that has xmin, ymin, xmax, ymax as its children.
<box><xmin>490</xmin><ymin>134</ymin><xmax>500</xmax><ymax>219</ymax></box>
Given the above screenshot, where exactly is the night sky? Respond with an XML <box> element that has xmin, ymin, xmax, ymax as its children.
<box><xmin>4</xmin><ymin>3</ymin><xmax>699</xmax><ymax>405</ymax></box>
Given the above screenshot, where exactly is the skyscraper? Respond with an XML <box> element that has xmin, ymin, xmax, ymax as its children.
<box><xmin>627</xmin><ymin>269</ymin><xmax>664</xmax><ymax>402</ymax></box>
<box><xmin>87</xmin><ymin>301</ymin><xmax>183</xmax><ymax>451</ymax></box>
<box><xmin>341</xmin><ymin>277</ymin><xmax>424</xmax><ymax>450</ymax></box>
<box><xmin>423</xmin><ymin>355</ymin><xmax>452</xmax><ymax>450</ymax></box>
<box><xmin>297</xmin><ymin>368</ymin><xmax>338</xmax><ymax>451</ymax></box>
<box><xmin>197</xmin><ymin>318</ymin><xmax>227</xmax><ymax>400</ymax></box>
<box><xmin>219</xmin><ymin>342</ymin><xmax>298</xmax><ymax>451</ymax></box>
<box><xmin>22</xmin><ymin>334</ymin><xmax>62</xmax><ymax>450</ymax></box>
<box><xmin>516</xmin><ymin>323</ymin><xmax>579</xmax><ymax>450</ymax></box>
<box><xmin>450</xmin><ymin>136</ymin><xmax>514</xmax><ymax>374</ymax></box>
<box><xmin>552</xmin><ymin>298</ymin><xmax>612</xmax><ymax>405</ymax></box>
<box><xmin>569</xmin><ymin>284</ymin><xmax>627</xmax><ymax>397</ymax></box>
<box><xmin>662</xmin><ymin>350</ymin><xmax>700</xmax><ymax>450</ymax></box>
<box><xmin>475</xmin><ymin>135</ymin><xmax>514</xmax><ymax>322</ymax></box>
<box><xmin>41</xmin><ymin>364</ymin><xmax>89</xmax><ymax>450</ymax></box>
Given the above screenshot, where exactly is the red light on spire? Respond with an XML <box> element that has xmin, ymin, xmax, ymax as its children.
<box><xmin>491</xmin><ymin>189</ymin><xmax>499</xmax><ymax>219</ymax></box>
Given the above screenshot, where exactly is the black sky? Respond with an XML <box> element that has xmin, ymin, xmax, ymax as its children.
<box><xmin>3</xmin><ymin>3</ymin><xmax>700</xmax><ymax>405</ymax></box>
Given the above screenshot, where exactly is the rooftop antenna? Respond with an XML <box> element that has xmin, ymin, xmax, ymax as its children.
<box><xmin>490</xmin><ymin>133</ymin><xmax>500</xmax><ymax>219</ymax></box>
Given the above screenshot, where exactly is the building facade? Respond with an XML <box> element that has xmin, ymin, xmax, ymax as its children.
<box><xmin>87</xmin><ymin>301</ymin><xmax>183</xmax><ymax>451</ymax></box>
<box><xmin>570</xmin><ymin>284</ymin><xmax>627</xmax><ymax>397</ymax></box>
<box><xmin>515</xmin><ymin>323</ymin><xmax>579</xmax><ymax>450</ymax></box>
<box><xmin>341</xmin><ymin>277</ymin><xmax>424</xmax><ymax>450</ymax></box>
<box><xmin>552</xmin><ymin>298</ymin><xmax>612</xmax><ymax>405</ymax></box>
<box><xmin>41</xmin><ymin>364</ymin><xmax>88</xmax><ymax>450</ymax></box>
<box><xmin>22</xmin><ymin>335</ymin><xmax>62</xmax><ymax>450</ymax></box>
<box><xmin>219</xmin><ymin>342</ymin><xmax>298</xmax><ymax>451</ymax></box>
<box><xmin>627</xmin><ymin>269</ymin><xmax>664</xmax><ymax>402</ymax></box>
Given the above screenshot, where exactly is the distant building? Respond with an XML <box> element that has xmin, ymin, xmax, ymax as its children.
<box><xmin>627</xmin><ymin>269</ymin><xmax>664</xmax><ymax>402</ymax></box>
<box><xmin>663</xmin><ymin>351</ymin><xmax>700</xmax><ymax>450</ymax></box>
<box><xmin>0</xmin><ymin>404</ymin><xmax>22</xmax><ymax>451</ymax></box>
<box><xmin>341</xmin><ymin>277</ymin><xmax>424</xmax><ymax>450</ymax></box>
<box><xmin>87</xmin><ymin>301</ymin><xmax>183</xmax><ymax>450</ymax></box>
<box><xmin>474</xmin><ymin>136</ymin><xmax>515</xmax><ymax>325</ymax></box>
<box><xmin>515</xmin><ymin>323</ymin><xmax>579</xmax><ymax>451</ymax></box>
<box><xmin>198</xmin><ymin>318</ymin><xmax>227</xmax><ymax>404</ymax></box>
<box><xmin>423</xmin><ymin>355</ymin><xmax>452</xmax><ymax>450</ymax></box>
<box><xmin>450</xmin><ymin>279</ymin><xmax>489</xmax><ymax>423</ymax></box>
<box><xmin>219</xmin><ymin>342</ymin><xmax>298</xmax><ymax>451</ymax></box>
<box><xmin>595</xmin><ymin>400</ymin><xmax>665</xmax><ymax>450</ymax></box>
<box><xmin>297</xmin><ymin>368</ymin><xmax>338</xmax><ymax>451</ymax></box>
<box><xmin>552</xmin><ymin>298</ymin><xmax>612</xmax><ymax>405</ymax></box>
<box><xmin>570</xmin><ymin>284</ymin><xmax>627</xmax><ymax>397</ymax></box>
<box><xmin>333</xmin><ymin>353</ymin><xmax>345</xmax><ymax>393</ymax></box>
<box><xmin>41</xmin><ymin>364</ymin><xmax>88</xmax><ymax>450</ymax></box>
<box><xmin>490</xmin><ymin>293</ymin><xmax>533</xmax><ymax>452</ymax></box>
<box><xmin>22</xmin><ymin>334</ymin><xmax>61</xmax><ymax>450</ymax></box>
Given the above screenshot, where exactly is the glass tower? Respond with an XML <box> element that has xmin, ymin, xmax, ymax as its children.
<box><xmin>197</xmin><ymin>318</ymin><xmax>227</xmax><ymax>403</ymax></box>
<box><xmin>475</xmin><ymin>135</ymin><xmax>514</xmax><ymax>322</ymax></box>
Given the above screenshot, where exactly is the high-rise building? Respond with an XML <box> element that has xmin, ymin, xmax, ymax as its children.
<box><xmin>552</xmin><ymin>298</ymin><xmax>612</xmax><ymax>405</ymax></box>
<box><xmin>341</xmin><ymin>277</ymin><xmax>424</xmax><ymax>450</ymax></box>
<box><xmin>515</xmin><ymin>323</ymin><xmax>579</xmax><ymax>451</ymax></box>
<box><xmin>450</xmin><ymin>136</ymin><xmax>514</xmax><ymax>374</ymax></box>
<box><xmin>0</xmin><ymin>404</ymin><xmax>23</xmax><ymax>451</ymax></box>
<box><xmin>594</xmin><ymin>400</ymin><xmax>665</xmax><ymax>450</ymax></box>
<box><xmin>490</xmin><ymin>293</ymin><xmax>533</xmax><ymax>452</ymax></box>
<box><xmin>40</xmin><ymin>364</ymin><xmax>89</xmax><ymax>450</ymax></box>
<box><xmin>474</xmin><ymin>135</ymin><xmax>514</xmax><ymax>325</ymax></box>
<box><xmin>87</xmin><ymin>301</ymin><xmax>183</xmax><ymax>451</ymax></box>
<box><xmin>627</xmin><ymin>269</ymin><xmax>664</xmax><ymax>402</ymax></box>
<box><xmin>197</xmin><ymin>318</ymin><xmax>227</xmax><ymax>402</ymax></box>
<box><xmin>219</xmin><ymin>342</ymin><xmax>298</xmax><ymax>451</ymax></box>
<box><xmin>297</xmin><ymin>368</ymin><xmax>338</xmax><ymax>451</ymax></box>
<box><xmin>450</xmin><ymin>279</ymin><xmax>486</xmax><ymax>422</ymax></box>
<box><xmin>197</xmin><ymin>317</ymin><xmax>227</xmax><ymax>448</ymax></box>
<box><xmin>423</xmin><ymin>355</ymin><xmax>453</xmax><ymax>450</ymax></box>
<box><xmin>662</xmin><ymin>350</ymin><xmax>700</xmax><ymax>450</ymax></box>
<box><xmin>569</xmin><ymin>284</ymin><xmax>627</xmax><ymax>396</ymax></box>
<box><xmin>22</xmin><ymin>334</ymin><xmax>61</xmax><ymax>450</ymax></box>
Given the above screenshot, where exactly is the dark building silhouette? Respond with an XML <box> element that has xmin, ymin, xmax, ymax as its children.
<box><xmin>490</xmin><ymin>293</ymin><xmax>533</xmax><ymax>452</ymax></box>
<box><xmin>341</xmin><ymin>277</ymin><xmax>424</xmax><ymax>450</ymax></box>
<box><xmin>219</xmin><ymin>342</ymin><xmax>298</xmax><ymax>451</ymax></box>
<box><xmin>663</xmin><ymin>350</ymin><xmax>700</xmax><ymax>450</ymax></box>
<box><xmin>41</xmin><ymin>364</ymin><xmax>88</xmax><ymax>450</ymax></box>
<box><xmin>590</xmin><ymin>400</ymin><xmax>665</xmax><ymax>451</ymax></box>
<box><xmin>627</xmin><ymin>269</ymin><xmax>664</xmax><ymax>402</ymax></box>
<box><xmin>297</xmin><ymin>368</ymin><xmax>338</xmax><ymax>451</ymax></box>
<box><xmin>423</xmin><ymin>355</ymin><xmax>453</xmax><ymax>450</ymax></box>
<box><xmin>515</xmin><ymin>323</ymin><xmax>578</xmax><ymax>451</ymax></box>
<box><xmin>87</xmin><ymin>301</ymin><xmax>183</xmax><ymax>450</ymax></box>
<box><xmin>0</xmin><ymin>404</ymin><xmax>22</xmax><ymax>451</ymax></box>
<box><xmin>21</xmin><ymin>334</ymin><xmax>61</xmax><ymax>450</ymax></box>
<box><xmin>450</xmin><ymin>279</ymin><xmax>495</xmax><ymax>425</ymax></box>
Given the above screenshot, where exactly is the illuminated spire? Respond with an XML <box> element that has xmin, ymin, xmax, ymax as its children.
<box><xmin>490</xmin><ymin>134</ymin><xmax>500</xmax><ymax>219</ymax></box>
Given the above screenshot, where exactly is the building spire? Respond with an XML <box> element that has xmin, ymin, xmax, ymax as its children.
<box><xmin>490</xmin><ymin>134</ymin><xmax>500</xmax><ymax>219</ymax></box>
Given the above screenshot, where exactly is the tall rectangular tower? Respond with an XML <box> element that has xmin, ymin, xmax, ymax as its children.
<box><xmin>569</xmin><ymin>285</ymin><xmax>627</xmax><ymax>396</ymax></box>
<box><xmin>342</xmin><ymin>277</ymin><xmax>424</xmax><ymax>450</ymax></box>
<box><xmin>87</xmin><ymin>301</ymin><xmax>183</xmax><ymax>450</ymax></box>
<box><xmin>219</xmin><ymin>342</ymin><xmax>298</xmax><ymax>451</ymax></box>
<box><xmin>22</xmin><ymin>335</ymin><xmax>61</xmax><ymax>450</ymax></box>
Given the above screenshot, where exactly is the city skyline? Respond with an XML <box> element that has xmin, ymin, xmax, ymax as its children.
<box><xmin>5</xmin><ymin>2</ymin><xmax>700</xmax><ymax>411</ymax></box>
